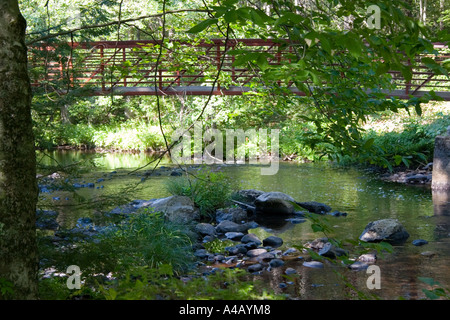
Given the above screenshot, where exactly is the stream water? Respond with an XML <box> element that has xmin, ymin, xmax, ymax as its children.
<box><xmin>38</xmin><ymin>150</ymin><xmax>450</xmax><ymax>300</ymax></box>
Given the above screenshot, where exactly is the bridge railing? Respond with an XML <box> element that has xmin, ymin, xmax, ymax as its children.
<box><xmin>28</xmin><ymin>39</ymin><xmax>449</xmax><ymax>98</ymax></box>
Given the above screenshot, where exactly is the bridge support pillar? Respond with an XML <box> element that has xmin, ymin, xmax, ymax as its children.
<box><xmin>432</xmin><ymin>128</ymin><xmax>450</xmax><ymax>191</ymax></box>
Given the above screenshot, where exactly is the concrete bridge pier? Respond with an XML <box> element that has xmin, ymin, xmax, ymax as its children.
<box><xmin>431</xmin><ymin>127</ymin><xmax>450</xmax><ymax>191</ymax></box>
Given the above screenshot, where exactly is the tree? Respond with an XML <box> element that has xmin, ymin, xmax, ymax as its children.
<box><xmin>187</xmin><ymin>0</ymin><xmax>449</xmax><ymax>160</ymax></box>
<box><xmin>0</xmin><ymin>0</ymin><xmax>38</xmax><ymax>299</ymax></box>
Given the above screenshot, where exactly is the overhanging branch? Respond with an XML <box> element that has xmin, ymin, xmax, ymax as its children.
<box><xmin>26</xmin><ymin>8</ymin><xmax>209</xmax><ymax>46</ymax></box>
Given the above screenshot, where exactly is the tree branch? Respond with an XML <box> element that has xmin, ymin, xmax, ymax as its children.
<box><xmin>26</xmin><ymin>8</ymin><xmax>209</xmax><ymax>46</ymax></box>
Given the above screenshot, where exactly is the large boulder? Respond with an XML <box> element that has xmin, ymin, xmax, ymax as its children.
<box><xmin>254</xmin><ymin>192</ymin><xmax>296</xmax><ymax>215</ymax></box>
<box><xmin>149</xmin><ymin>196</ymin><xmax>200</xmax><ymax>224</ymax></box>
<box><xmin>359</xmin><ymin>219</ymin><xmax>410</xmax><ymax>245</ymax></box>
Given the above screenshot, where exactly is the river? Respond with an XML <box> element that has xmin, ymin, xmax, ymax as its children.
<box><xmin>37</xmin><ymin>150</ymin><xmax>450</xmax><ymax>300</ymax></box>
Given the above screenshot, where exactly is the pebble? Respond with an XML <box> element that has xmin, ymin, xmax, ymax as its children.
<box><xmin>349</xmin><ymin>261</ymin><xmax>369</xmax><ymax>271</ymax></box>
<box><xmin>225</xmin><ymin>232</ymin><xmax>245</xmax><ymax>241</ymax></box>
<box><xmin>420</xmin><ymin>251</ymin><xmax>436</xmax><ymax>257</ymax></box>
<box><xmin>248</xmin><ymin>263</ymin><xmax>263</xmax><ymax>273</ymax></box>
<box><xmin>285</xmin><ymin>268</ymin><xmax>297</xmax><ymax>275</ymax></box>
<box><xmin>269</xmin><ymin>259</ymin><xmax>285</xmax><ymax>268</ymax></box>
<box><xmin>247</xmin><ymin>248</ymin><xmax>267</xmax><ymax>257</ymax></box>
<box><xmin>262</xmin><ymin>236</ymin><xmax>283</xmax><ymax>248</ymax></box>
<box><xmin>412</xmin><ymin>239</ymin><xmax>428</xmax><ymax>246</ymax></box>
<box><xmin>303</xmin><ymin>261</ymin><xmax>324</xmax><ymax>269</ymax></box>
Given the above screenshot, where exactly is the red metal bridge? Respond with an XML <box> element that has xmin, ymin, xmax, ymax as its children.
<box><xmin>29</xmin><ymin>39</ymin><xmax>450</xmax><ymax>100</ymax></box>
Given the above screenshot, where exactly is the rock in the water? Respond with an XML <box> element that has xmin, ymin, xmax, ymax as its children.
<box><xmin>285</xmin><ymin>267</ymin><xmax>297</xmax><ymax>275</ymax></box>
<box><xmin>303</xmin><ymin>261</ymin><xmax>324</xmax><ymax>269</ymax></box>
<box><xmin>254</xmin><ymin>192</ymin><xmax>296</xmax><ymax>215</ymax></box>
<box><xmin>234</xmin><ymin>189</ymin><xmax>265</xmax><ymax>203</ymax></box>
<box><xmin>412</xmin><ymin>239</ymin><xmax>428</xmax><ymax>246</ymax></box>
<box><xmin>149</xmin><ymin>196</ymin><xmax>200</xmax><ymax>224</ymax></box>
<box><xmin>225</xmin><ymin>232</ymin><xmax>245</xmax><ymax>241</ymax></box>
<box><xmin>216</xmin><ymin>207</ymin><xmax>248</xmax><ymax>223</ymax></box>
<box><xmin>241</xmin><ymin>233</ymin><xmax>262</xmax><ymax>246</ymax></box>
<box><xmin>421</xmin><ymin>251</ymin><xmax>436</xmax><ymax>257</ymax></box>
<box><xmin>195</xmin><ymin>223</ymin><xmax>216</xmax><ymax>237</ymax></box>
<box><xmin>318</xmin><ymin>242</ymin><xmax>348</xmax><ymax>259</ymax></box>
<box><xmin>349</xmin><ymin>261</ymin><xmax>369</xmax><ymax>271</ymax></box>
<box><xmin>215</xmin><ymin>220</ymin><xmax>249</xmax><ymax>234</ymax></box>
<box><xmin>296</xmin><ymin>201</ymin><xmax>331</xmax><ymax>214</ymax></box>
<box><xmin>256</xmin><ymin>252</ymin><xmax>276</xmax><ymax>263</ymax></box>
<box><xmin>248</xmin><ymin>263</ymin><xmax>264</xmax><ymax>273</ymax></box>
<box><xmin>247</xmin><ymin>248</ymin><xmax>268</xmax><ymax>257</ymax></box>
<box><xmin>359</xmin><ymin>219</ymin><xmax>410</xmax><ymax>245</ymax></box>
<box><xmin>358</xmin><ymin>253</ymin><xmax>377</xmax><ymax>263</ymax></box>
<box><xmin>225</xmin><ymin>244</ymin><xmax>248</xmax><ymax>255</ymax></box>
<box><xmin>263</xmin><ymin>235</ymin><xmax>283</xmax><ymax>248</ymax></box>
<box><xmin>305</xmin><ymin>237</ymin><xmax>329</xmax><ymax>251</ymax></box>
<box><xmin>269</xmin><ymin>259</ymin><xmax>285</xmax><ymax>268</ymax></box>
<box><xmin>194</xmin><ymin>249</ymin><xmax>210</xmax><ymax>259</ymax></box>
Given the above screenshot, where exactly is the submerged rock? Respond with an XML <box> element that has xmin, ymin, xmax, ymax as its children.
<box><xmin>318</xmin><ymin>242</ymin><xmax>348</xmax><ymax>259</ymax></box>
<box><xmin>412</xmin><ymin>239</ymin><xmax>428</xmax><ymax>246</ymax></box>
<box><xmin>296</xmin><ymin>201</ymin><xmax>332</xmax><ymax>214</ymax></box>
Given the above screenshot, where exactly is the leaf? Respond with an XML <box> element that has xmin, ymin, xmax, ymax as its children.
<box><xmin>362</xmin><ymin>138</ymin><xmax>375</xmax><ymax>150</ymax></box>
<box><xmin>311</xmin><ymin>223</ymin><xmax>324</xmax><ymax>232</ymax></box>
<box><xmin>343</xmin><ymin>34</ymin><xmax>363</xmax><ymax>58</ymax></box>
<box><xmin>422</xmin><ymin>289</ymin><xmax>440</xmax><ymax>300</ymax></box>
<box><xmin>414</xmin><ymin>103</ymin><xmax>422</xmax><ymax>116</ymax></box>
<box><xmin>418</xmin><ymin>277</ymin><xmax>442</xmax><ymax>287</ymax></box>
<box><xmin>187</xmin><ymin>18</ymin><xmax>218</xmax><ymax>33</ymax></box>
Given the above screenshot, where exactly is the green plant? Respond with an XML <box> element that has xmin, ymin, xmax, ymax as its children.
<box><xmin>203</xmin><ymin>238</ymin><xmax>235</xmax><ymax>254</ymax></box>
<box><xmin>419</xmin><ymin>277</ymin><xmax>450</xmax><ymax>300</ymax></box>
<box><xmin>165</xmin><ymin>167</ymin><xmax>235</xmax><ymax>218</ymax></box>
<box><xmin>37</xmin><ymin>210</ymin><xmax>196</xmax><ymax>287</ymax></box>
<box><xmin>100</xmin><ymin>265</ymin><xmax>285</xmax><ymax>300</ymax></box>
<box><xmin>96</xmin><ymin>210</ymin><xmax>196</xmax><ymax>273</ymax></box>
<box><xmin>0</xmin><ymin>278</ymin><xmax>14</xmax><ymax>299</ymax></box>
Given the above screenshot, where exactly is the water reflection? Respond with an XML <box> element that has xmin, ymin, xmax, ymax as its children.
<box><xmin>433</xmin><ymin>191</ymin><xmax>450</xmax><ymax>216</ymax></box>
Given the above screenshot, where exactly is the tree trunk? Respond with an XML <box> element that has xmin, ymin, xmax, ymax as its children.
<box><xmin>0</xmin><ymin>0</ymin><xmax>38</xmax><ymax>299</ymax></box>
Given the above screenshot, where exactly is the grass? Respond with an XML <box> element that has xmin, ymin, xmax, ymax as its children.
<box><xmin>165</xmin><ymin>167</ymin><xmax>236</xmax><ymax>218</ymax></box>
<box><xmin>35</xmin><ymin>120</ymin><xmax>168</xmax><ymax>151</ymax></box>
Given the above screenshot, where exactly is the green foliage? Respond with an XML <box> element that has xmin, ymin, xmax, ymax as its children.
<box><xmin>419</xmin><ymin>277</ymin><xmax>450</xmax><ymax>300</ymax></box>
<box><xmin>100</xmin><ymin>266</ymin><xmax>284</xmax><ymax>300</ymax></box>
<box><xmin>0</xmin><ymin>278</ymin><xmax>14</xmax><ymax>299</ymax></box>
<box><xmin>38</xmin><ymin>211</ymin><xmax>196</xmax><ymax>281</ymax></box>
<box><xmin>339</xmin><ymin>104</ymin><xmax>450</xmax><ymax>169</ymax></box>
<box><xmin>93</xmin><ymin>210</ymin><xmax>196</xmax><ymax>273</ymax></box>
<box><xmin>203</xmin><ymin>238</ymin><xmax>235</xmax><ymax>254</ymax></box>
<box><xmin>165</xmin><ymin>167</ymin><xmax>235</xmax><ymax>218</ymax></box>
